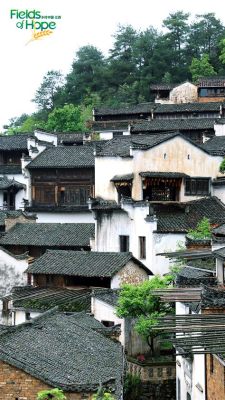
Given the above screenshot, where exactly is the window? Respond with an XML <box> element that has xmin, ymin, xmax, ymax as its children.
<box><xmin>187</xmin><ymin>393</ymin><xmax>191</xmax><ymax>400</ymax></box>
<box><xmin>25</xmin><ymin>312</ymin><xmax>31</xmax><ymax>321</ymax></box>
<box><xmin>185</xmin><ymin>178</ymin><xmax>210</xmax><ymax>196</ymax></box>
<box><xmin>139</xmin><ymin>236</ymin><xmax>146</xmax><ymax>259</ymax></box>
<box><xmin>101</xmin><ymin>320</ymin><xmax>115</xmax><ymax>327</ymax></box>
<box><xmin>119</xmin><ymin>235</ymin><xmax>129</xmax><ymax>252</ymax></box>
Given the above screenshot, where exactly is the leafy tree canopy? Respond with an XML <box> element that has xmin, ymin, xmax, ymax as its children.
<box><xmin>116</xmin><ymin>276</ymin><xmax>173</xmax><ymax>353</ymax></box>
<box><xmin>187</xmin><ymin>217</ymin><xmax>212</xmax><ymax>239</ymax></box>
<box><xmin>189</xmin><ymin>53</ymin><xmax>216</xmax><ymax>83</ymax></box>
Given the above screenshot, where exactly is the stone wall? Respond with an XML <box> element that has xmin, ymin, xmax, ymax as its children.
<box><xmin>0</xmin><ymin>360</ymin><xmax>93</xmax><ymax>400</ymax></box>
<box><xmin>206</xmin><ymin>354</ymin><xmax>225</xmax><ymax>400</ymax></box>
<box><xmin>127</xmin><ymin>360</ymin><xmax>176</xmax><ymax>400</ymax></box>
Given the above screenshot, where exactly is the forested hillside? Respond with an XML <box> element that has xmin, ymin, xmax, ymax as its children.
<box><xmin>5</xmin><ymin>11</ymin><xmax>225</xmax><ymax>133</ymax></box>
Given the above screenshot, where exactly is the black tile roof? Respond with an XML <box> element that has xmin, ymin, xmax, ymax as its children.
<box><xmin>0</xmin><ymin>165</ymin><xmax>22</xmax><ymax>174</ymax></box>
<box><xmin>140</xmin><ymin>171</ymin><xmax>189</xmax><ymax>178</ymax></box>
<box><xmin>198</xmin><ymin>77</ymin><xmax>225</xmax><ymax>87</ymax></box>
<box><xmin>202</xmin><ymin>135</ymin><xmax>225</xmax><ymax>155</ymax></box>
<box><xmin>96</xmin><ymin>132</ymin><xmax>183</xmax><ymax>157</ymax></box>
<box><xmin>0</xmin><ymin>210</ymin><xmax>35</xmax><ymax>227</ymax></box>
<box><xmin>212</xmin><ymin>247</ymin><xmax>225</xmax><ymax>259</ymax></box>
<box><xmin>27</xmin><ymin>250</ymin><xmax>150</xmax><ymax>277</ymax></box>
<box><xmin>57</xmin><ymin>132</ymin><xmax>84</xmax><ymax>144</ymax></box>
<box><xmin>176</xmin><ymin>266</ymin><xmax>215</xmax><ymax>287</ymax></box>
<box><xmin>0</xmin><ymin>134</ymin><xmax>30</xmax><ymax>151</ymax></box>
<box><xmin>213</xmin><ymin>223</ymin><xmax>225</xmax><ymax>235</ymax></box>
<box><xmin>111</xmin><ymin>174</ymin><xmax>134</xmax><ymax>182</ymax></box>
<box><xmin>201</xmin><ymin>285</ymin><xmax>225</xmax><ymax>308</ymax></box>
<box><xmin>154</xmin><ymin>197</ymin><xmax>225</xmax><ymax>233</ymax></box>
<box><xmin>96</xmin><ymin>132</ymin><xmax>210</xmax><ymax>157</ymax></box>
<box><xmin>27</xmin><ymin>146</ymin><xmax>95</xmax><ymax>169</ymax></box>
<box><xmin>93</xmin><ymin>288</ymin><xmax>120</xmax><ymax>307</ymax></box>
<box><xmin>130</xmin><ymin>118</ymin><xmax>217</xmax><ymax>133</ymax></box>
<box><xmin>9</xmin><ymin>286</ymin><xmax>92</xmax><ymax>312</ymax></box>
<box><xmin>0</xmin><ymin>310</ymin><xmax>124</xmax><ymax>395</ymax></box>
<box><xmin>0</xmin><ymin>223</ymin><xmax>94</xmax><ymax>247</ymax></box>
<box><xmin>91</xmin><ymin>198</ymin><xmax>121</xmax><ymax>210</ymax></box>
<box><xmin>0</xmin><ymin>177</ymin><xmax>25</xmax><ymax>190</ymax></box>
<box><xmin>150</xmin><ymin>83</ymin><xmax>178</xmax><ymax>91</ymax></box>
<box><xmin>91</xmin><ymin>120</ymin><xmax>130</xmax><ymax>131</ymax></box>
<box><xmin>94</xmin><ymin>103</ymin><xmax>155</xmax><ymax>116</ymax></box>
<box><xmin>154</xmin><ymin>102</ymin><xmax>224</xmax><ymax>114</ymax></box>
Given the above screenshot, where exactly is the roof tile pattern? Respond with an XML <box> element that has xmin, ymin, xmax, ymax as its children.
<box><xmin>0</xmin><ymin>311</ymin><xmax>123</xmax><ymax>395</ymax></box>
<box><xmin>131</xmin><ymin>118</ymin><xmax>218</xmax><ymax>133</ymax></box>
<box><xmin>0</xmin><ymin>223</ymin><xmax>95</xmax><ymax>247</ymax></box>
<box><xmin>155</xmin><ymin>197</ymin><xmax>225</xmax><ymax>233</ymax></box>
<box><xmin>27</xmin><ymin>146</ymin><xmax>94</xmax><ymax>169</ymax></box>
<box><xmin>202</xmin><ymin>136</ymin><xmax>225</xmax><ymax>155</ymax></box>
<box><xmin>27</xmin><ymin>250</ymin><xmax>149</xmax><ymax>277</ymax></box>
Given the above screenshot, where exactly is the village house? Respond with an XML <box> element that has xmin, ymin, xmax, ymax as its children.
<box><xmin>91</xmin><ymin>101</ymin><xmax>225</xmax><ymax>141</ymax></box>
<box><xmin>0</xmin><ymin>310</ymin><xmax>124</xmax><ymax>400</ymax></box>
<box><xmin>150</xmin><ymin>78</ymin><xmax>225</xmax><ymax>104</ymax></box>
<box><xmin>1</xmin><ymin>286</ymin><xmax>92</xmax><ymax>325</ymax></box>
<box><xmin>90</xmin><ymin>131</ymin><xmax>225</xmax><ymax>274</ymax></box>
<box><xmin>26</xmin><ymin>249</ymin><xmax>151</xmax><ymax>288</ymax></box>
<box><xmin>0</xmin><ymin>222</ymin><xmax>95</xmax><ymax>258</ymax></box>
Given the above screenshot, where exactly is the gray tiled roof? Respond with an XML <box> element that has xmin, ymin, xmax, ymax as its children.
<box><xmin>176</xmin><ymin>266</ymin><xmax>215</xmax><ymax>287</ymax></box>
<box><xmin>0</xmin><ymin>311</ymin><xmax>123</xmax><ymax>395</ymax></box>
<box><xmin>27</xmin><ymin>146</ymin><xmax>94</xmax><ymax>169</ymax></box>
<box><xmin>57</xmin><ymin>132</ymin><xmax>84</xmax><ymax>144</ymax></box>
<box><xmin>140</xmin><ymin>171</ymin><xmax>189</xmax><ymax>178</ymax></box>
<box><xmin>94</xmin><ymin>103</ymin><xmax>155</xmax><ymax>116</ymax></box>
<box><xmin>0</xmin><ymin>177</ymin><xmax>25</xmax><ymax>190</ymax></box>
<box><xmin>0</xmin><ymin>223</ymin><xmax>94</xmax><ymax>247</ymax></box>
<box><xmin>150</xmin><ymin>83</ymin><xmax>178</xmax><ymax>91</ymax></box>
<box><xmin>130</xmin><ymin>118</ymin><xmax>217</xmax><ymax>133</ymax></box>
<box><xmin>0</xmin><ymin>165</ymin><xmax>22</xmax><ymax>174</ymax></box>
<box><xmin>96</xmin><ymin>132</ymin><xmax>209</xmax><ymax>157</ymax></box>
<box><xmin>213</xmin><ymin>223</ymin><xmax>225</xmax><ymax>235</ymax></box>
<box><xmin>9</xmin><ymin>286</ymin><xmax>92</xmax><ymax>312</ymax></box>
<box><xmin>198</xmin><ymin>77</ymin><xmax>225</xmax><ymax>87</ymax></box>
<box><xmin>0</xmin><ymin>134</ymin><xmax>30</xmax><ymax>151</ymax></box>
<box><xmin>96</xmin><ymin>132</ymin><xmax>182</xmax><ymax>157</ymax></box>
<box><xmin>27</xmin><ymin>250</ymin><xmax>150</xmax><ymax>277</ymax></box>
<box><xmin>212</xmin><ymin>247</ymin><xmax>225</xmax><ymax>259</ymax></box>
<box><xmin>154</xmin><ymin>102</ymin><xmax>224</xmax><ymax>114</ymax></box>
<box><xmin>0</xmin><ymin>210</ymin><xmax>34</xmax><ymax>227</ymax></box>
<box><xmin>154</xmin><ymin>197</ymin><xmax>225</xmax><ymax>233</ymax></box>
<box><xmin>202</xmin><ymin>135</ymin><xmax>225</xmax><ymax>155</ymax></box>
<box><xmin>91</xmin><ymin>120</ymin><xmax>130</xmax><ymax>132</ymax></box>
<box><xmin>93</xmin><ymin>289</ymin><xmax>120</xmax><ymax>307</ymax></box>
<box><xmin>111</xmin><ymin>174</ymin><xmax>134</xmax><ymax>182</ymax></box>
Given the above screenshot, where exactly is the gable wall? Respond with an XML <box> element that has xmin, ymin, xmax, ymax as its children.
<box><xmin>0</xmin><ymin>360</ymin><xmax>93</xmax><ymax>400</ymax></box>
<box><xmin>95</xmin><ymin>137</ymin><xmax>222</xmax><ymax>203</ymax></box>
<box><xmin>111</xmin><ymin>260</ymin><xmax>149</xmax><ymax>288</ymax></box>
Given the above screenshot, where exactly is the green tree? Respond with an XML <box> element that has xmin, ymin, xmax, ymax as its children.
<box><xmin>188</xmin><ymin>14</ymin><xmax>225</xmax><ymax>58</ymax></box>
<box><xmin>189</xmin><ymin>53</ymin><xmax>216</xmax><ymax>82</ymax></box>
<box><xmin>65</xmin><ymin>46</ymin><xmax>106</xmax><ymax>104</ymax></box>
<box><xmin>45</xmin><ymin>104</ymin><xmax>89</xmax><ymax>132</ymax></box>
<box><xmin>32</xmin><ymin>70</ymin><xmax>65</xmax><ymax>111</ymax></box>
<box><xmin>92</xmin><ymin>385</ymin><xmax>114</xmax><ymax>400</ymax></box>
<box><xmin>116</xmin><ymin>276</ymin><xmax>173</xmax><ymax>354</ymax></box>
<box><xmin>37</xmin><ymin>388</ymin><xmax>66</xmax><ymax>400</ymax></box>
<box><xmin>188</xmin><ymin>217</ymin><xmax>212</xmax><ymax>239</ymax></box>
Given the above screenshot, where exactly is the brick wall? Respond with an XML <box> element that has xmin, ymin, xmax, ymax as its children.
<box><xmin>206</xmin><ymin>354</ymin><xmax>225</xmax><ymax>400</ymax></box>
<box><xmin>0</xmin><ymin>360</ymin><xmax>93</xmax><ymax>400</ymax></box>
<box><xmin>5</xmin><ymin>215</ymin><xmax>36</xmax><ymax>232</ymax></box>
